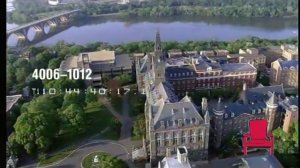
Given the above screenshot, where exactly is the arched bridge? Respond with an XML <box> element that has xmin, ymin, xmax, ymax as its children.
<box><xmin>7</xmin><ymin>9</ymin><xmax>81</xmax><ymax>46</ymax></box>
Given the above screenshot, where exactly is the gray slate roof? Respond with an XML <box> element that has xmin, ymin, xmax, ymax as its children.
<box><xmin>165</xmin><ymin>66</ymin><xmax>196</xmax><ymax>79</ymax></box>
<box><xmin>223</xmin><ymin>85</ymin><xmax>285</xmax><ymax>119</ymax></box>
<box><xmin>152</xmin><ymin>97</ymin><xmax>204</xmax><ymax>130</ymax></box>
<box><xmin>279</xmin><ymin>60</ymin><xmax>298</xmax><ymax>69</ymax></box>
<box><xmin>221</xmin><ymin>63</ymin><xmax>256</xmax><ymax>72</ymax></box>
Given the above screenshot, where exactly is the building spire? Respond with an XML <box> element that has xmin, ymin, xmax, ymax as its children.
<box><xmin>155</xmin><ymin>29</ymin><xmax>162</xmax><ymax>52</ymax></box>
<box><xmin>267</xmin><ymin>92</ymin><xmax>278</xmax><ymax>107</ymax></box>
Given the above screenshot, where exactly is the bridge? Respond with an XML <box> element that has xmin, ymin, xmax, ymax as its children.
<box><xmin>7</xmin><ymin>9</ymin><xmax>81</xmax><ymax>46</ymax></box>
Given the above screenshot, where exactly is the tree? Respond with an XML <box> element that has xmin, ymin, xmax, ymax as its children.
<box><xmin>44</xmin><ymin>77</ymin><xmax>80</xmax><ymax>91</ymax></box>
<box><xmin>14</xmin><ymin>111</ymin><xmax>58</xmax><ymax>154</ymax></box>
<box><xmin>85</xmin><ymin>86</ymin><xmax>98</xmax><ymax>103</ymax></box>
<box><xmin>133</xmin><ymin>115</ymin><xmax>146</xmax><ymax>138</ymax></box>
<box><xmin>7</xmin><ymin>132</ymin><xmax>23</xmax><ymax>156</ymax></box>
<box><xmin>48</xmin><ymin>58</ymin><xmax>62</xmax><ymax>69</ymax></box>
<box><xmin>113</xmin><ymin>74</ymin><xmax>132</xmax><ymax>86</ymax></box>
<box><xmin>59</xmin><ymin>104</ymin><xmax>86</xmax><ymax>134</ymax></box>
<box><xmin>13</xmin><ymin>95</ymin><xmax>61</xmax><ymax>154</ymax></box>
<box><xmin>62</xmin><ymin>92</ymin><xmax>85</xmax><ymax>109</ymax></box>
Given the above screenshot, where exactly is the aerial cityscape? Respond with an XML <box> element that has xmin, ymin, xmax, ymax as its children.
<box><xmin>6</xmin><ymin>0</ymin><xmax>298</xmax><ymax>168</ymax></box>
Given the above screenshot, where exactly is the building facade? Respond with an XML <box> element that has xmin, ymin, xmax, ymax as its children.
<box><xmin>281</xmin><ymin>44</ymin><xmax>298</xmax><ymax>61</ymax></box>
<box><xmin>136</xmin><ymin>31</ymin><xmax>210</xmax><ymax>163</ymax></box>
<box><xmin>270</xmin><ymin>59</ymin><xmax>298</xmax><ymax>90</ymax></box>
<box><xmin>279</xmin><ymin>96</ymin><xmax>299</xmax><ymax>133</ymax></box>
<box><xmin>211</xmin><ymin>83</ymin><xmax>298</xmax><ymax>148</ymax></box>
<box><xmin>165</xmin><ymin>59</ymin><xmax>257</xmax><ymax>96</ymax></box>
<box><xmin>227</xmin><ymin>48</ymin><xmax>266</xmax><ymax>71</ymax></box>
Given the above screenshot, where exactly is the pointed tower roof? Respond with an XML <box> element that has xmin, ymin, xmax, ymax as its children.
<box><xmin>155</xmin><ymin>29</ymin><xmax>162</xmax><ymax>52</ymax></box>
<box><xmin>267</xmin><ymin>92</ymin><xmax>278</xmax><ymax>107</ymax></box>
<box><xmin>213</xmin><ymin>97</ymin><xmax>225</xmax><ymax>115</ymax></box>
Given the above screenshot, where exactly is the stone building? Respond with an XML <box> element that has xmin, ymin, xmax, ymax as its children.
<box><xmin>165</xmin><ymin>58</ymin><xmax>257</xmax><ymax>96</ymax></box>
<box><xmin>136</xmin><ymin>31</ymin><xmax>210</xmax><ymax>163</ymax></box>
<box><xmin>270</xmin><ymin>59</ymin><xmax>298</xmax><ymax>91</ymax></box>
<box><xmin>279</xmin><ymin>96</ymin><xmax>299</xmax><ymax>133</ymax></box>
<box><xmin>281</xmin><ymin>44</ymin><xmax>298</xmax><ymax>60</ymax></box>
<box><xmin>226</xmin><ymin>48</ymin><xmax>266</xmax><ymax>71</ymax></box>
<box><xmin>211</xmin><ymin>83</ymin><xmax>288</xmax><ymax>148</ymax></box>
<box><xmin>259</xmin><ymin>46</ymin><xmax>282</xmax><ymax>68</ymax></box>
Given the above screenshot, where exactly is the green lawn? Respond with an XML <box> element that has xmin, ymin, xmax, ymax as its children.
<box><xmin>38</xmin><ymin>147</ymin><xmax>74</xmax><ymax>166</ymax></box>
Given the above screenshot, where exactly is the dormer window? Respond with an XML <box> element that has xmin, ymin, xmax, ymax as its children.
<box><xmin>160</xmin><ymin>121</ymin><xmax>165</xmax><ymax>128</ymax></box>
<box><xmin>258</xmin><ymin>109</ymin><xmax>261</xmax><ymax>114</ymax></box>
<box><xmin>178</xmin><ymin>73</ymin><xmax>181</xmax><ymax>77</ymax></box>
<box><xmin>172</xmin><ymin>109</ymin><xmax>178</xmax><ymax>115</ymax></box>
<box><xmin>174</xmin><ymin>73</ymin><xmax>177</xmax><ymax>77</ymax></box>
<box><xmin>252</xmin><ymin>109</ymin><xmax>255</xmax><ymax>114</ymax></box>
<box><xmin>225</xmin><ymin>113</ymin><xmax>228</xmax><ymax>118</ymax></box>
<box><xmin>191</xmin><ymin>72</ymin><xmax>193</xmax><ymax>75</ymax></box>
<box><xmin>187</xmin><ymin>72</ymin><xmax>189</xmax><ymax>76</ymax></box>
<box><xmin>178</xmin><ymin>119</ymin><xmax>182</xmax><ymax>127</ymax></box>
<box><xmin>231</xmin><ymin>112</ymin><xmax>235</xmax><ymax>117</ymax></box>
<box><xmin>170</xmin><ymin>74</ymin><xmax>173</xmax><ymax>77</ymax></box>
<box><xmin>182</xmin><ymin>73</ymin><xmax>185</xmax><ymax>76</ymax></box>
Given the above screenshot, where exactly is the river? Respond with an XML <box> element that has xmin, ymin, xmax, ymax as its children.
<box><xmin>7</xmin><ymin>15</ymin><xmax>298</xmax><ymax>47</ymax></box>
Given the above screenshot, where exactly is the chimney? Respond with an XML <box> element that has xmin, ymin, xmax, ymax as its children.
<box><xmin>242</xmin><ymin>82</ymin><xmax>247</xmax><ymax>91</ymax></box>
<box><xmin>166</xmin><ymin>147</ymin><xmax>171</xmax><ymax>157</ymax></box>
<box><xmin>177</xmin><ymin>146</ymin><xmax>188</xmax><ymax>164</ymax></box>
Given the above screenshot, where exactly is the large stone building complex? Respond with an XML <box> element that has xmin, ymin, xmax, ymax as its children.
<box><xmin>210</xmin><ymin>83</ymin><xmax>299</xmax><ymax>148</ymax></box>
<box><xmin>136</xmin><ymin>31</ymin><xmax>210</xmax><ymax>163</ymax></box>
<box><xmin>136</xmin><ymin>47</ymin><xmax>257</xmax><ymax>96</ymax></box>
<box><xmin>270</xmin><ymin>59</ymin><xmax>298</xmax><ymax>91</ymax></box>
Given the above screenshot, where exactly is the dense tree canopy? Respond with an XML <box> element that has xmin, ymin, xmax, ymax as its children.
<box><xmin>13</xmin><ymin>95</ymin><xmax>60</xmax><ymax>154</ymax></box>
<box><xmin>8</xmin><ymin>0</ymin><xmax>298</xmax><ymax>24</ymax></box>
<box><xmin>59</xmin><ymin>104</ymin><xmax>86</xmax><ymax>134</ymax></box>
<box><xmin>273</xmin><ymin>122</ymin><xmax>299</xmax><ymax>167</ymax></box>
<box><xmin>85</xmin><ymin>86</ymin><xmax>98</xmax><ymax>103</ymax></box>
<box><xmin>14</xmin><ymin>109</ymin><xmax>58</xmax><ymax>154</ymax></box>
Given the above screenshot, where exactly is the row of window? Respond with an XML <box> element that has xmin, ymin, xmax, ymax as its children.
<box><xmin>169</xmin><ymin>71</ymin><xmax>194</xmax><ymax>77</ymax></box>
<box><xmin>156</xmin><ymin>135</ymin><xmax>204</xmax><ymax>147</ymax></box>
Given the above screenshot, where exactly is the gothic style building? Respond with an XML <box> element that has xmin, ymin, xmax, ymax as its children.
<box><xmin>136</xmin><ymin>31</ymin><xmax>210</xmax><ymax>163</ymax></box>
<box><xmin>211</xmin><ymin>83</ymin><xmax>299</xmax><ymax>148</ymax></box>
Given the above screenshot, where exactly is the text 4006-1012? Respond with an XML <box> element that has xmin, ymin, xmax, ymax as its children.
<box><xmin>32</xmin><ymin>69</ymin><xmax>92</xmax><ymax>80</ymax></box>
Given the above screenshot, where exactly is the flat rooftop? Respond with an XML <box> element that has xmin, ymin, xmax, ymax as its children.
<box><xmin>60</xmin><ymin>56</ymin><xmax>78</xmax><ymax>71</ymax></box>
<box><xmin>221</xmin><ymin>63</ymin><xmax>256</xmax><ymax>72</ymax></box>
<box><xmin>6</xmin><ymin>95</ymin><xmax>22</xmax><ymax>112</ymax></box>
<box><xmin>83</xmin><ymin>50</ymin><xmax>115</xmax><ymax>62</ymax></box>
